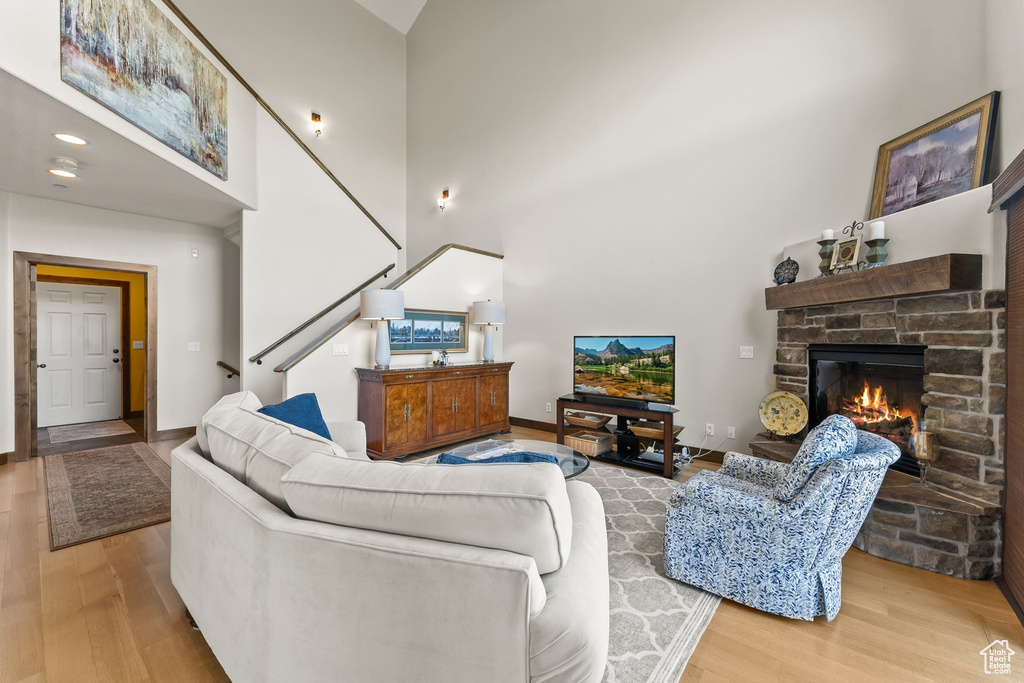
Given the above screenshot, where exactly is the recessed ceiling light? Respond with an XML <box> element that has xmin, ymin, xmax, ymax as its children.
<box><xmin>54</xmin><ymin>133</ymin><xmax>88</xmax><ymax>145</ymax></box>
<box><xmin>49</xmin><ymin>157</ymin><xmax>79</xmax><ymax>178</ymax></box>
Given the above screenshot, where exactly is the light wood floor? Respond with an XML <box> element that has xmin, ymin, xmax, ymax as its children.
<box><xmin>1</xmin><ymin>427</ymin><xmax>1021</xmax><ymax>682</ymax></box>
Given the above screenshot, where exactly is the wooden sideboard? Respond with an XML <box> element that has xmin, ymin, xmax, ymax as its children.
<box><xmin>356</xmin><ymin>362</ymin><xmax>513</xmax><ymax>460</ymax></box>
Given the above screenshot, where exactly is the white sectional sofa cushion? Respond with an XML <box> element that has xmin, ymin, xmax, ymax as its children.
<box><xmin>281</xmin><ymin>452</ymin><xmax>574</xmax><ymax>574</ymax></box>
<box><xmin>199</xmin><ymin>391</ymin><xmax>368</xmax><ymax>513</ymax></box>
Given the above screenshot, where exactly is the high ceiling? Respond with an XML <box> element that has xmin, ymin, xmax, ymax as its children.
<box><xmin>0</xmin><ymin>69</ymin><xmax>248</xmax><ymax>229</ymax></box>
<box><xmin>353</xmin><ymin>0</ymin><xmax>428</xmax><ymax>34</ymax></box>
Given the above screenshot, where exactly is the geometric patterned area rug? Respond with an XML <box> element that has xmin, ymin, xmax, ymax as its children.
<box><xmin>576</xmin><ymin>463</ymin><xmax>720</xmax><ymax>683</ymax></box>
<box><xmin>46</xmin><ymin>419</ymin><xmax>137</xmax><ymax>443</ymax></box>
<box><xmin>43</xmin><ymin>442</ymin><xmax>171</xmax><ymax>551</ymax></box>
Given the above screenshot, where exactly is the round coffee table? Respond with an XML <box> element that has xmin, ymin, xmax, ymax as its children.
<box><xmin>442</xmin><ymin>438</ymin><xmax>590</xmax><ymax>479</ymax></box>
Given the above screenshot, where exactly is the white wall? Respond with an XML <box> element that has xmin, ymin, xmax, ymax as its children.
<box><xmin>0</xmin><ymin>0</ymin><xmax>257</xmax><ymax>208</ymax></box>
<box><xmin>170</xmin><ymin>0</ymin><xmax>407</xmax><ymax>248</ymax></box>
<box><xmin>0</xmin><ymin>191</ymin><xmax>239</xmax><ymax>453</ymax></box>
<box><xmin>985</xmin><ymin>0</ymin><xmax>1024</xmax><ymax>169</ymax></box>
<box><xmin>239</xmin><ymin>111</ymin><xmax>401</xmax><ymax>402</ymax></box>
<box><xmin>406</xmin><ymin>0</ymin><xmax>991</xmax><ymax>449</ymax></box>
<box><xmin>285</xmin><ymin>248</ymin><xmax>503</xmax><ymax>422</ymax></box>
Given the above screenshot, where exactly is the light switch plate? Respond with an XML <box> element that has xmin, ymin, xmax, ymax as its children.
<box><xmin>333</xmin><ymin>343</ymin><xmax>349</xmax><ymax>356</ymax></box>
<box><xmin>133</xmin><ymin>341</ymin><xmax>144</xmax><ymax>350</ymax></box>
<box><xmin>739</xmin><ymin>346</ymin><xmax>754</xmax><ymax>359</ymax></box>
<box><xmin>188</xmin><ymin>342</ymin><xmax>200</xmax><ymax>352</ymax></box>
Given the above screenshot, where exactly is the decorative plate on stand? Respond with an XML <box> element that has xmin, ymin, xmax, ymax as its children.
<box><xmin>758</xmin><ymin>391</ymin><xmax>808</xmax><ymax>438</ymax></box>
<box><xmin>773</xmin><ymin>257</ymin><xmax>799</xmax><ymax>285</ymax></box>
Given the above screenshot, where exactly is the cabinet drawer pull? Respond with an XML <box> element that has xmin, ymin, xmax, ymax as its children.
<box><xmin>405</xmin><ymin>374</ymin><xmax>414</xmax><ymax>379</ymax></box>
<box><xmin>454</xmin><ymin>371</ymin><xmax>460</xmax><ymax>375</ymax></box>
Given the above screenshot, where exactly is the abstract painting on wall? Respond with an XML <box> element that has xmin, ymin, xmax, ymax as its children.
<box><xmin>60</xmin><ymin>0</ymin><xmax>228</xmax><ymax>179</ymax></box>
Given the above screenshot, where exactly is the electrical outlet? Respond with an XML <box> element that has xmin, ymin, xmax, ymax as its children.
<box><xmin>705</xmin><ymin>423</ymin><xmax>714</xmax><ymax>437</ymax></box>
<box><xmin>728</xmin><ymin>426</ymin><xmax>736</xmax><ymax>439</ymax></box>
<box><xmin>332</xmin><ymin>343</ymin><xmax>349</xmax><ymax>356</ymax></box>
<box><xmin>191</xmin><ymin>249</ymin><xmax>199</xmax><ymax>259</ymax></box>
<box><xmin>546</xmin><ymin>402</ymin><xmax>552</xmax><ymax>413</ymax></box>
<box><xmin>739</xmin><ymin>346</ymin><xmax>754</xmax><ymax>359</ymax></box>
<box><xmin>132</xmin><ymin>341</ymin><xmax>144</xmax><ymax>350</ymax></box>
<box><xmin>188</xmin><ymin>342</ymin><xmax>200</xmax><ymax>352</ymax></box>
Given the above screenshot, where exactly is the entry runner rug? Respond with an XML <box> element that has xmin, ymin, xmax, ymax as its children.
<box><xmin>576</xmin><ymin>463</ymin><xmax>720</xmax><ymax>683</ymax></box>
<box><xmin>43</xmin><ymin>442</ymin><xmax>171</xmax><ymax>550</ymax></box>
<box><xmin>46</xmin><ymin>419</ymin><xmax>137</xmax><ymax>443</ymax></box>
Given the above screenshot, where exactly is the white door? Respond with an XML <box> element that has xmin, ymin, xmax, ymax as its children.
<box><xmin>37</xmin><ymin>282</ymin><xmax>122</xmax><ymax>428</ymax></box>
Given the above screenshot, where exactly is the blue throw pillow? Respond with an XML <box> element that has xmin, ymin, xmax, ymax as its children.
<box><xmin>437</xmin><ymin>451</ymin><xmax>560</xmax><ymax>466</ymax></box>
<box><xmin>257</xmin><ymin>393</ymin><xmax>332</xmax><ymax>441</ymax></box>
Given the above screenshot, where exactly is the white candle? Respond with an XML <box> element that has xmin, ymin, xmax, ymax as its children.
<box><xmin>868</xmin><ymin>220</ymin><xmax>885</xmax><ymax>240</ymax></box>
<box><xmin>821</xmin><ymin>229</ymin><xmax>834</xmax><ymax>241</ymax></box>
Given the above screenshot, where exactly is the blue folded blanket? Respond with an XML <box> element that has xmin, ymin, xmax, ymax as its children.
<box><xmin>437</xmin><ymin>451</ymin><xmax>560</xmax><ymax>466</ymax></box>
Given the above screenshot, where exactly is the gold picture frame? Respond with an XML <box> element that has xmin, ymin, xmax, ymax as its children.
<box><xmin>869</xmin><ymin>92</ymin><xmax>999</xmax><ymax>219</ymax></box>
<box><xmin>830</xmin><ymin>235</ymin><xmax>862</xmax><ymax>272</ymax></box>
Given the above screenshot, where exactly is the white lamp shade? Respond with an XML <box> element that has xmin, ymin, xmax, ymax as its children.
<box><xmin>361</xmin><ymin>289</ymin><xmax>405</xmax><ymax>320</ymax></box>
<box><xmin>471</xmin><ymin>300</ymin><xmax>505</xmax><ymax>325</ymax></box>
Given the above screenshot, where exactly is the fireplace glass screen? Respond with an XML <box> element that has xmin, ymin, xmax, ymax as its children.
<box><xmin>808</xmin><ymin>344</ymin><xmax>925</xmax><ymax>475</ymax></box>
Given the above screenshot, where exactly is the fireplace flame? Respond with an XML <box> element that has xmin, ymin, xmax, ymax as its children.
<box><xmin>842</xmin><ymin>382</ymin><xmax>917</xmax><ymax>432</ymax></box>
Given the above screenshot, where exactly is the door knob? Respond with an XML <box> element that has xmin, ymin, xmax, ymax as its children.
<box><xmin>38</xmin><ymin>363</ymin><xmax>46</xmax><ymax>369</ymax></box>
<box><xmin>113</xmin><ymin>358</ymin><xmax>120</xmax><ymax>363</ymax></box>
<box><xmin>113</xmin><ymin>349</ymin><xmax>120</xmax><ymax>353</ymax></box>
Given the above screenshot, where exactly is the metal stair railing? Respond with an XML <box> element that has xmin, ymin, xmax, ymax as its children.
<box><xmin>272</xmin><ymin>244</ymin><xmax>504</xmax><ymax>373</ymax></box>
<box><xmin>248</xmin><ymin>263</ymin><xmax>395</xmax><ymax>366</ymax></box>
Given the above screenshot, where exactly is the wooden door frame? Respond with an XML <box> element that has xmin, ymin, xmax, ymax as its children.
<box><xmin>13</xmin><ymin>252</ymin><xmax>157</xmax><ymax>462</ymax></box>
<box><xmin>36</xmin><ymin>275</ymin><xmax>133</xmax><ymax>421</ymax></box>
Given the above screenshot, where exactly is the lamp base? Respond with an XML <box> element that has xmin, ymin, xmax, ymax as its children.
<box><xmin>483</xmin><ymin>325</ymin><xmax>495</xmax><ymax>363</ymax></box>
<box><xmin>374</xmin><ymin>321</ymin><xmax>392</xmax><ymax>369</ymax></box>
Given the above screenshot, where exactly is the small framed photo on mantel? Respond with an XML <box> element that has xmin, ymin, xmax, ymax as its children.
<box><xmin>830</xmin><ymin>235</ymin><xmax>862</xmax><ymax>272</ymax></box>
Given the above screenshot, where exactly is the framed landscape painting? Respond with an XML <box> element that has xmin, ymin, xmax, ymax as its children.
<box><xmin>390</xmin><ymin>310</ymin><xmax>468</xmax><ymax>354</ymax></box>
<box><xmin>870</xmin><ymin>92</ymin><xmax>998</xmax><ymax>219</ymax></box>
<box><xmin>60</xmin><ymin>0</ymin><xmax>229</xmax><ymax>179</ymax></box>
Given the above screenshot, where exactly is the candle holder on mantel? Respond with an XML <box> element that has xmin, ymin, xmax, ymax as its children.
<box><xmin>913</xmin><ymin>429</ymin><xmax>935</xmax><ymax>487</ymax></box>
<box><xmin>817</xmin><ymin>239</ymin><xmax>836</xmax><ymax>277</ymax></box>
<box><xmin>864</xmin><ymin>238</ymin><xmax>889</xmax><ymax>268</ymax></box>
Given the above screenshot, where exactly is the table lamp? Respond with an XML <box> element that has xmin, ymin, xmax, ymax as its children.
<box><xmin>471</xmin><ymin>300</ymin><xmax>505</xmax><ymax>363</ymax></box>
<box><xmin>361</xmin><ymin>289</ymin><xmax>405</xmax><ymax>369</ymax></box>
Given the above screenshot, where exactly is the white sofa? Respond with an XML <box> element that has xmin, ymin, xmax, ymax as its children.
<box><xmin>171</xmin><ymin>392</ymin><xmax>609</xmax><ymax>683</ymax></box>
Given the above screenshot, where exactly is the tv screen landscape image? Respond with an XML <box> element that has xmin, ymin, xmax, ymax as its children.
<box><xmin>573</xmin><ymin>336</ymin><xmax>675</xmax><ymax>405</ymax></box>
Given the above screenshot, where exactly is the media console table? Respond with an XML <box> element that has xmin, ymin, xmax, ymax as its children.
<box><xmin>556</xmin><ymin>395</ymin><xmax>679</xmax><ymax>478</ymax></box>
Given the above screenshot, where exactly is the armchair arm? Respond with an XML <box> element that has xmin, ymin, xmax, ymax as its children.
<box><xmin>326</xmin><ymin>420</ymin><xmax>367</xmax><ymax>458</ymax></box>
<box><xmin>683</xmin><ymin>471</ymin><xmax>788</xmax><ymax>523</ymax></box>
<box><xmin>719</xmin><ymin>452</ymin><xmax>790</xmax><ymax>488</ymax></box>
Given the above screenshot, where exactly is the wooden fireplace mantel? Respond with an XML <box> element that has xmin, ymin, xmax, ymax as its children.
<box><xmin>764</xmin><ymin>253</ymin><xmax>982</xmax><ymax>310</ymax></box>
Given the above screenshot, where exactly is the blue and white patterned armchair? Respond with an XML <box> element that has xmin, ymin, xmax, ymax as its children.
<box><xmin>663</xmin><ymin>414</ymin><xmax>899</xmax><ymax>620</ymax></box>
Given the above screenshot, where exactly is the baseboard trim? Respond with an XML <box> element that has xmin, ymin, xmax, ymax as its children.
<box><xmin>510</xmin><ymin>417</ymin><xmax>557</xmax><ymax>433</ymax></box>
<box><xmin>151</xmin><ymin>427</ymin><xmax>197</xmax><ymax>442</ymax></box>
<box><xmin>996</xmin><ymin>577</ymin><xmax>1024</xmax><ymax>628</ymax></box>
<box><xmin>0</xmin><ymin>451</ymin><xmax>10</xmax><ymax>466</ymax></box>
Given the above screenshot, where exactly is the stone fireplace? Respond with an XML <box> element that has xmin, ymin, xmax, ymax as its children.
<box><xmin>807</xmin><ymin>343</ymin><xmax>925</xmax><ymax>475</ymax></box>
<box><xmin>763</xmin><ymin>270</ymin><xmax>1005</xmax><ymax>579</ymax></box>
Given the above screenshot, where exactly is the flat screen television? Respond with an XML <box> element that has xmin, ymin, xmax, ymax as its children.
<box><xmin>573</xmin><ymin>336</ymin><xmax>675</xmax><ymax>407</ymax></box>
